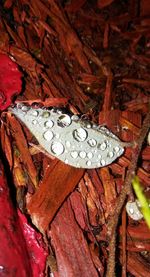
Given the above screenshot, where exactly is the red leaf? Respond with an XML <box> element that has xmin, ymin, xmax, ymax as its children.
<box><xmin>18</xmin><ymin>211</ymin><xmax>48</xmax><ymax>277</ymax></box>
<box><xmin>0</xmin><ymin>160</ymin><xmax>31</xmax><ymax>276</ymax></box>
<box><xmin>0</xmin><ymin>54</ymin><xmax>22</xmax><ymax>110</ymax></box>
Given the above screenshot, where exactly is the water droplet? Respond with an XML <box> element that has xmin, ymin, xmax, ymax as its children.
<box><xmin>66</xmin><ymin>141</ymin><xmax>71</xmax><ymax>148</ymax></box>
<box><xmin>31</xmin><ymin>110</ymin><xmax>39</xmax><ymax>117</ymax></box>
<box><xmin>98</xmin><ymin>141</ymin><xmax>107</xmax><ymax>151</ymax></box>
<box><xmin>107</xmin><ymin>151</ymin><xmax>114</xmax><ymax>158</ymax></box>
<box><xmin>32</xmin><ymin>119</ymin><xmax>38</xmax><ymax>125</ymax></box>
<box><xmin>44</xmin><ymin>120</ymin><xmax>54</xmax><ymax>128</ymax></box>
<box><xmin>16</xmin><ymin>103</ymin><xmax>23</xmax><ymax>110</ymax></box>
<box><xmin>73</xmin><ymin>128</ymin><xmax>88</xmax><ymax>142</ymax></box>
<box><xmin>79</xmin><ymin>151</ymin><xmax>86</xmax><ymax>159</ymax></box>
<box><xmin>21</xmin><ymin>105</ymin><xmax>30</xmax><ymax>112</ymax></box>
<box><xmin>31</xmin><ymin>102</ymin><xmax>41</xmax><ymax>109</ymax></box>
<box><xmin>42</xmin><ymin>111</ymin><xmax>50</xmax><ymax>118</ymax></box>
<box><xmin>57</xmin><ymin>114</ymin><xmax>72</xmax><ymax>127</ymax></box>
<box><xmin>51</xmin><ymin>142</ymin><xmax>64</xmax><ymax>156</ymax></box>
<box><xmin>106</xmin><ymin>140</ymin><xmax>111</xmax><ymax>147</ymax></box>
<box><xmin>129</xmin><ymin>208</ymin><xmax>134</xmax><ymax>214</ymax></box>
<box><xmin>118</xmin><ymin>148</ymin><xmax>123</xmax><ymax>156</ymax></box>
<box><xmin>71</xmin><ymin>115</ymin><xmax>79</xmax><ymax>121</ymax></box>
<box><xmin>87</xmin><ymin>152</ymin><xmax>93</xmax><ymax>159</ymax></box>
<box><xmin>86</xmin><ymin>160</ymin><xmax>92</xmax><ymax>167</ymax></box>
<box><xmin>52</xmin><ymin>108</ymin><xmax>62</xmax><ymax>114</ymax></box>
<box><xmin>98</xmin><ymin>154</ymin><xmax>102</xmax><ymax>159</ymax></box>
<box><xmin>43</xmin><ymin>130</ymin><xmax>54</xmax><ymax>141</ymax></box>
<box><xmin>100</xmin><ymin>159</ymin><xmax>106</xmax><ymax>166</ymax></box>
<box><xmin>87</xmin><ymin>138</ymin><xmax>97</xmax><ymax>147</ymax></box>
<box><xmin>71</xmin><ymin>151</ymin><xmax>78</xmax><ymax>159</ymax></box>
<box><xmin>56</xmin><ymin>109</ymin><xmax>63</xmax><ymax>114</ymax></box>
<box><xmin>0</xmin><ymin>187</ymin><xmax>4</xmax><ymax>193</ymax></box>
<box><xmin>86</xmin><ymin>123</ymin><xmax>91</xmax><ymax>128</ymax></box>
<box><xmin>114</xmin><ymin>146</ymin><xmax>120</xmax><ymax>153</ymax></box>
<box><xmin>0</xmin><ymin>265</ymin><xmax>4</xmax><ymax>272</ymax></box>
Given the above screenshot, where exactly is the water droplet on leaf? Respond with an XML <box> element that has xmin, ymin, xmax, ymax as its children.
<box><xmin>57</xmin><ymin>114</ymin><xmax>72</xmax><ymax>127</ymax></box>
<box><xmin>73</xmin><ymin>128</ymin><xmax>88</xmax><ymax>142</ymax></box>
<box><xmin>51</xmin><ymin>141</ymin><xmax>64</xmax><ymax>156</ymax></box>
<box><xmin>43</xmin><ymin>130</ymin><xmax>54</xmax><ymax>141</ymax></box>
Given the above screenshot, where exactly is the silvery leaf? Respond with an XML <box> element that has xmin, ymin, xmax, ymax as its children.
<box><xmin>9</xmin><ymin>104</ymin><xmax>124</xmax><ymax>169</ymax></box>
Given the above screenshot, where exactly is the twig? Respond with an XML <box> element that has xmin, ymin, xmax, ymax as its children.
<box><xmin>106</xmin><ymin>111</ymin><xmax>150</xmax><ymax>277</ymax></box>
<box><xmin>121</xmin><ymin>208</ymin><xmax>127</xmax><ymax>277</ymax></box>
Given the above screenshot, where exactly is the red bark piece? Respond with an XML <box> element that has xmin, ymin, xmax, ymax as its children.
<box><xmin>110</xmin><ymin>162</ymin><xmax>125</xmax><ymax>175</ymax></box>
<box><xmin>140</xmin><ymin>0</ymin><xmax>150</xmax><ymax>16</ymax></box>
<box><xmin>0</xmin><ymin>54</ymin><xmax>22</xmax><ymax>110</ymax></box>
<box><xmin>137</xmin><ymin>168</ymin><xmax>150</xmax><ymax>185</ymax></box>
<box><xmin>97</xmin><ymin>0</ymin><xmax>115</xmax><ymax>9</ymax></box>
<box><xmin>126</xmin><ymin>252</ymin><xmax>150</xmax><ymax>276</ymax></box>
<box><xmin>18</xmin><ymin>211</ymin><xmax>48</xmax><ymax>277</ymax></box>
<box><xmin>120</xmin><ymin>111</ymin><xmax>141</xmax><ymax>141</ymax></box>
<box><xmin>119</xmin><ymin>220</ymin><xmax>150</xmax><ymax>252</ymax></box>
<box><xmin>99</xmin><ymin>109</ymin><xmax>122</xmax><ymax>134</ymax></box>
<box><xmin>50</xmin><ymin>199</ymin><xmax>98</xmax><ymax>277</ymax></box>
<box><xmin>103</xmin><ymin>23</ymin><xmax>109</xmax><ymax>49</ymax></box>
<box><xmin>0</xmin><ymin>160</ymin><xmax>32</xmax><ymax>276</ymax></box>
<box><xmin>98</xmin><ymin>167</ymin><xmax>117</xmax><ymax>217</ymax></box>
<box><xmin>27</xmin><ymin>160</ymin><xmax>84</xmax><ymax>231</ymax></box>
<box><xmin>65</xmin><ymin>0</ymin><xmax>87</xmax><ymax>12</ymax></box>
<box><xmin>69</xmin><ymin>191</ymin><xmax>89</xmax><ymax>231</ymax></box>
<box><xmin>142</xmin><ymin>146</ymin><xmax>150</xmax><ymax>160</ymax></box>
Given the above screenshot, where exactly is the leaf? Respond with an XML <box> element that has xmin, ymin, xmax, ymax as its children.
<box><xmin>10</xmin><ymin>103</ymin><xmax>124</xmax><ymax>169</ymax></box>
<box><xmin>0</xmin><ymin>159</ymin><xmax>32</xmax><ymax>276</ymax></box>
<box><xmin>17</xmin><ymin>210</ymin><xmax>48</xmax><ymax>277</ymax></box>
<box><xmin>0</xmin><ymin>54</ymin><xmax>22</xmax><ymax>110</ymax></box>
